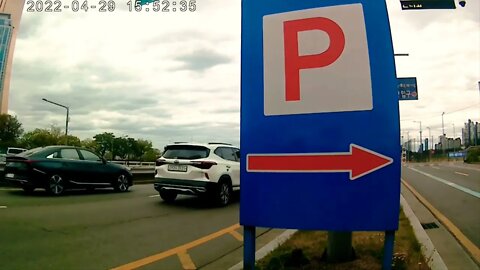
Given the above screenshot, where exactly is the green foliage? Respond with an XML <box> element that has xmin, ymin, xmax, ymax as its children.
<box><xmin>92</xmin><ymin>132</ymin><xmax>156</xmax><ymax>160</ymax></box>
<box><xmin>93</xmin><ymin>132</ymin><xmax>115</xmax><ymax>157</ymax></box>
<box><xmin>465</xmin><ymin>146</ymin><xmax>480</xmax><ymax>163</ymax></box>
<box><xmin>81</xmin><ymin>138</ymin><xmax>98</xmax><ymax>151</ymax></box>
<box><xmin>141</xmin><ymin>148</ymin><xmax>161</xmax><ymax>162</ymax></box>
<box><xmin>3</xmin><ymin>116</ymin><xmax>156</xmax><ymax>160</ymax></box>
<box><xmin>0</xmin><ymin>114</ymin><xmax>24</xmax><ymax>147</ymax></box>
<box><xmin>20</xmin><ymin>128</ymin><xmax>60</xmax><ymax>149</ymax></box>
<box><xmin>18</xmin><ymin>126</ymin><xmax>81</xmax><ymax>149</ymax></box>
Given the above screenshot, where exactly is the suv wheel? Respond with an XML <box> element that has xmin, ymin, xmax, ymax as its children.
<box><xmin>216</xmin><ymin>181</ymin><xmax>232</xmax><ymax>206</ymax></box>
<box><xmin>159</xmin><ymin>190</ymin><xmax>177</xmax><ymax>203</ymax></box>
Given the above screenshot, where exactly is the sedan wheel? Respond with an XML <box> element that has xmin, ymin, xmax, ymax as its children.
<box><xmin>47</xmin><ymin>174</ymin><xmax>65</xmax><ymax>196</ymax></box>
<box><xmin>114</xmin><ymin>174</ymin><xmax>129</xmax><ymax>192</ymax></box>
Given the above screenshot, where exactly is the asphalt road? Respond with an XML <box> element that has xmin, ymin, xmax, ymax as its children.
<box><xmin>402</xmin><ymin>162</ymin><xmax>480</xmax><ymax>247</ymax></box>
<box><xmin>0</xmin><ymin>184</ymin><xmax>260</xmax><ymax>270</ymax></box>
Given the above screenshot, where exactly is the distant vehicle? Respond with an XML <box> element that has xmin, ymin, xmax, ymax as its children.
<box><xmin>0</xmin><ymin>148</ymin><xmax>27</xmax><ymax>163</ymax></box>
<box><xmin>3</xmin><ymin>145</ymin><xmax>132</xmax><ymax>195</ymax></box>
<box><xmin>154</xmin><ymin>142</ymin><xmax>240</xmax><ymax>206</ymax></box>
<box><xmin>6</xmin><ymin>147</ymin><xmax>27</xmax><ymax>155</ymax></box>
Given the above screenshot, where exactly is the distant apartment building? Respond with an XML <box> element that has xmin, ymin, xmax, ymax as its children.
<box><xmin>462</xmin><ymin>119</ymin><xmax>479</xmax><ymax>147</ymax></box>
<box><xmin>435</xmin><ymin>134</ymin><xmax>461</xmax><ymax>151</ymax></box>
<box><xmin>0</xmin><ymin>0</ymin><xmax>25</xmax><ymax>114</ymax></box>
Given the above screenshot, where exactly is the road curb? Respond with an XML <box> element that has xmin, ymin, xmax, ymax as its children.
<box><xmin>228</xmin><ymin>229</ymin><xmax>297</xmax><ymax>270</ymax></box>
<box><xmin>400</xmin><ymin>195</ymin><xmax>448</xmax><ymax>270</ymax></box>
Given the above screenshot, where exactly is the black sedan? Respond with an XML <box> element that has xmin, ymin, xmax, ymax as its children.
<box><xmin>3</xmin><ymin>146</ymin><xmax>132</xmax><ymax>195</ymax></box>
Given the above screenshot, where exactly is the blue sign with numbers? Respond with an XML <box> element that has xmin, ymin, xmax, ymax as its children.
<box><xmin>398</xmin><ymin>77</ymin><xmax>418</xmax><ymax>100</ymax></box>
<box><xmin>241</xmin><ymin>0</ymin><xmax>401</xmax><ymax>231</ymax></box>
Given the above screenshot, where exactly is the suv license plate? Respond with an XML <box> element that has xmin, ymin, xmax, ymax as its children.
<box><xmin>5</xmin><ymin>173</ymin><xmax>14</xmax><ymax>178</ymax></box>
<box><xmin>168</xmin><ymin>164</ymin><xmax>187</xmax><ymax>172</ymax></box>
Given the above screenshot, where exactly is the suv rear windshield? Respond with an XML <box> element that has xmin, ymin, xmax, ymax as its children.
<box><xmin>163</xmin><ymin>145</ymin><xmax>210</xmax><ymax>160</ymax></box>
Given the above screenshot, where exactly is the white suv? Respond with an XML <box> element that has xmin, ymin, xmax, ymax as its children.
<box><xmin>154</xmin><ymin>142</ymin><xmax>240</xmax><ymax>206</ymax></box>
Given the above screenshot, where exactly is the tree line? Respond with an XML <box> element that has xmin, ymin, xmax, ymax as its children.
<box><xmin>0</xmin><ymin>114</ymin><xmax>160</xmax><ymax>161</ymax></box>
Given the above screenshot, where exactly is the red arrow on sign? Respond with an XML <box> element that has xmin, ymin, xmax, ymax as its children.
<box><xmin>247</xmin><ymin>144</ymin><xmax>393</xmax><ymax>180</ymax></box>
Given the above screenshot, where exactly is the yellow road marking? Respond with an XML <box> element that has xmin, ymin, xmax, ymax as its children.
<box><xmin>177</xmin><ymin>251</ymin><xmax>196</xmax><ymax>270</ymax></box>
<box><xmin>229</xmin><ymin>230</ymin><xmax>244</xmax><ymax>242</ymax></box>
<box><xmin>455</xmin><ymin>171</ymin><xmax>469</xmax><ymax>176</ymax></box>
<box><xmin>402</xmin><ymin>179</ymin><xmax>480</xmax><ymax>264</ymax></box>
<box><xmin>111</xmin><ymin>223</ymin><xmax>241</xmax><ymax>270</ymax></box>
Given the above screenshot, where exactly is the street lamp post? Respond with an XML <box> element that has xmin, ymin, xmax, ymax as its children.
<box><xmin>441</xmin><ymin>112</ymin><xmax>445</xmax><ymax>136</ymax></box>
<box><xmin>42</xmin><ymin>98</ymin><xmax>69</xmax><ymax>144</ymax></box>
<box><xmin>413</xmin><ymin>120</ymin><xmax>422</xmax><ymax>152</ymax></box>
<box><xmin>452</xmin><ymin>123</ymin><xmax>456</xmax><ymax>154</ymax></box>
<box><xmin>427</xmin><ymin>127</ymin><xmax>432</xmax><ymax>161</ymax></box>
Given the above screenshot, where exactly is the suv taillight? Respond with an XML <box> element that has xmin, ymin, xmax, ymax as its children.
<box><xmin>155</xmin><ymin>159</ymin><xmax>167</xmax><ymax>166</ymax></box>
<box><xmin>191</xmin><ymin>161</ymin><xmax>217</xmax><ymax>169</ymax></box>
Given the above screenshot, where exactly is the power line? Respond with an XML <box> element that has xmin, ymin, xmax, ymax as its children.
<box><xmin>400</xmin><ymin>103</ymin><xmax>479</xmax><ymax>121</ymax></box>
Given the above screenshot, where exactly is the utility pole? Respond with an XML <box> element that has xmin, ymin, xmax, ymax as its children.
<box><xmin>442</xmin><ymin>112</ymin><xmax>446</xmax><ymax>156</ymax></box>
<box><xmin>407</xmin><ymin>131</ymin><xmax>410</xmax><ymax>161</ymax></box>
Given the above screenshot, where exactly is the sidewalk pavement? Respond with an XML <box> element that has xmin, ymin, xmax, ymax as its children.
<box><xmin>401</xmin><ymin>183</ymin><xmax>479</xmax><ymax>270</ymax></box>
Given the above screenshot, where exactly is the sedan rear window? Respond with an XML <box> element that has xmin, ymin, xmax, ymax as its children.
<box><xmin>162</xmin><ymin>145</ymin><xmax>210</xmax><ymax>160</ymax></box>
<box><xmin>17</xmin><ymin>147</ymin><xmax>43</xmax><ymax>157</ymax></box>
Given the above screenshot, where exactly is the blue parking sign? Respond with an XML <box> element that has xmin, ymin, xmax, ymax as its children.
<box><xmin>240</xmin><ymin>1</ymin><xmax>401</xmax><ymax>231</ymax></box>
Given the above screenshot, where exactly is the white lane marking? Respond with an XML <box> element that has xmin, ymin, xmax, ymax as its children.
<box><xmin>149</xmin><ymin>195</ymin><xmax>160</xmax><ymax>198</ymax></box>
<box><xmin>0</xmin><ymin>206</ymin><xmax>7</xmax><ymax>209</ymax></box>
<box><xmin>455</xmin><ymin>171</ymin><xmax>469</xmax><ymax>177</ymax></box>
<box><xmin>432</xmin><ymin>166</ymin><xmax>441</xmax><ymax>169</ymax></box>
<box><xmin>409</xmin><ymin>167</ymin><xmax>480</xmax><ymax>199</ymax></box>
<box><xmin>447</xmin><ymin>164</ymin><xmax>480</xmax><ymax>172</ymax></box>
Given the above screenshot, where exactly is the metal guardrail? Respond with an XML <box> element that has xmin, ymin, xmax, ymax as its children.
<box><xmin>111</xmin><ymin>161</ymin><xmax>155</xmax><ymax>168</ymax></box>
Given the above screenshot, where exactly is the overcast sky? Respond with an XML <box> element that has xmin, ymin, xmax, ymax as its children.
<box><xmin>8</xmin><ymin>0</ymin><xmax>480</xmax><ymax>150</ymax></box>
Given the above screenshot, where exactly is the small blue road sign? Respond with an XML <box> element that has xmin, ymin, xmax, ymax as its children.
<box><xmin>241</xmin><ymin>1</ymin><xmax>401</xmax><ymax>231</ymax></box>
<box><xmin>398</xmin><ymin>77</ymin><xmax>418</xmax><ymax>100</ymax></box>
<box><xmin>400</xmin><ymin>0</ymin><xmax>456</xmax><ymax>10</ymax></box>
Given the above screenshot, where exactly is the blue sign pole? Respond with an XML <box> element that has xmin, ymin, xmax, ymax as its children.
<box><xmin>244</xmin><ymin>226</ymin><xmax>256</xmax><ymax>270</ymax></box>
<box><xmin>382</xmin><ymin>230</ymin><xmax>395</xmax><ymax>270</ymax></box>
